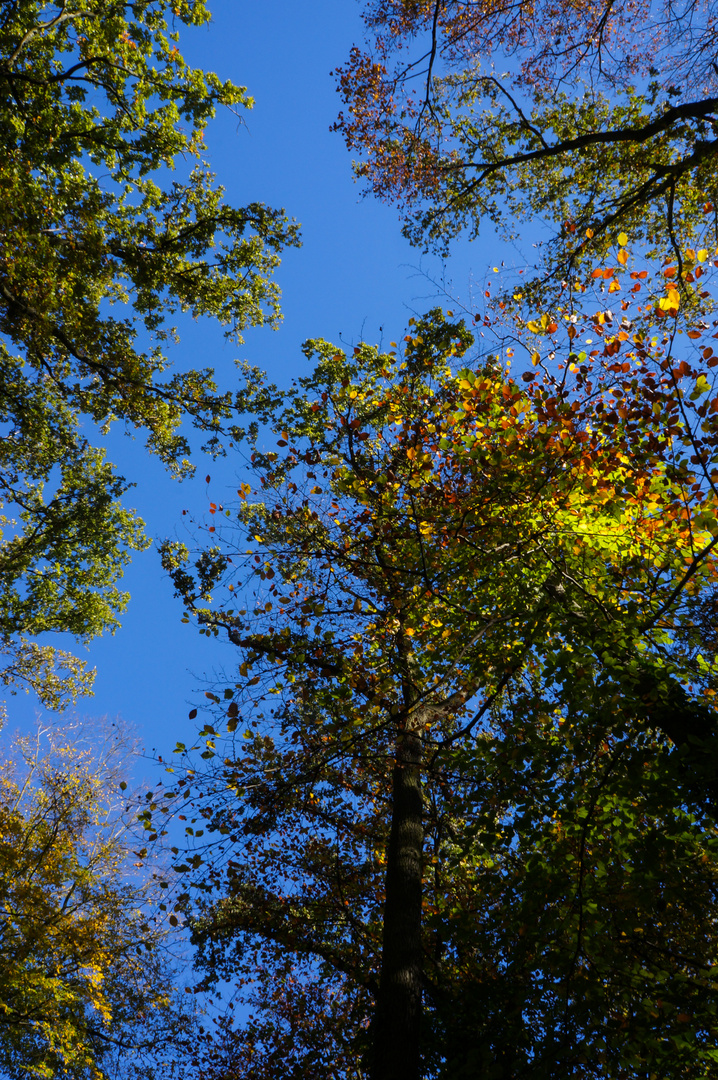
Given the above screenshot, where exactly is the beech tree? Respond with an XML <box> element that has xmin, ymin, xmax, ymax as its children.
<box><xmin>168</xmin><ymin>689</ymin><xmax>718</xmax><ymax>1079</ymax></box>
<box><xmin>335</xmin><ymin>0</ymin><xmax>718</xmax><ymax>290</ymax></box>
<box><xmin>158</xmin><ymin>247</ymin><xmax>718</xmax><ymax>1078</ymax></box>
<box><xmin>0</xmin><ymin>1</ymin><xmax>298</xmax><ymax>706</ymax></box>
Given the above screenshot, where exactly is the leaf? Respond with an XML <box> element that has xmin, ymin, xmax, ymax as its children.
<box><xmin>0</xmin><ymin>0</ymin><xmax>297</xmax><ymax>707</ymax></box>
<box><xmin>0</xmin><ymin>728</ymin><xmax>180</xmax><ymax>1075</ymax></box>
<box><xmin>167</xmin><ymin>308</ymin><xmax>718</xmax><ymax>1077</ymax></box>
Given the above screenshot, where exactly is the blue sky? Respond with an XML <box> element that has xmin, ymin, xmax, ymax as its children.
<box><xmin>5</xmin><ymin>0</ymin><xmax>507</xmax><ymax>767</ymax></box>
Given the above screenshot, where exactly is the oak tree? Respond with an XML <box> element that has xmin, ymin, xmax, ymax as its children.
<box><xmin>0</xmin><ymin>1</ymin><xmax>298</xmax><ymax>705</ymax></box>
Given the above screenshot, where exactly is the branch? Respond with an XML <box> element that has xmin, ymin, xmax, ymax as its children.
<box><xmin>445</xmin><ymin>97</ymin><xmax>718</xmax><ymax>180</ymax></box>
<box><xmin>6</xmin><ymin>5</ymin><xmax>86</xmax><ymax>68</ymax></box>
<box><xmin>641</xmin><ymin>532</ymin><xmax>718</xmax><ymax>630</ymax></box>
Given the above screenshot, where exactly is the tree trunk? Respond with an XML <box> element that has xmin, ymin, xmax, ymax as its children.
<box><xmin>371</xmin><ymin>720</ymin><xmax>424</xmax><ymax>1080</ymax></box>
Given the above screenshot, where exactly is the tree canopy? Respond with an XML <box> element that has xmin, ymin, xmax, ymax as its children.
<box><xmin>8</xmin><ymin>3</ymin><xmax>718</xmax><ymax>1076</ymax></box>
<box><xmin>157</xmin><ymin>250</ymin><xmax>718</xmax><ymax>1078</ymax></box>
<box><xmin>0</xmin><ymin>722</ymin><xmax>191</xmax><ymax>1080</ymax></box>
<box><xmin>335</xmin><ymin>0</ymin><xmax>718</xmax><ymax>290</ymax></box>
<box><xmin>0</xmin><ymin>0</ymin><xmax>298</xmax><ymax>706</ymax></box>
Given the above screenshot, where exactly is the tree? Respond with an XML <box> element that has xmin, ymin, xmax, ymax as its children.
<box><xmin>0</xmin><ymin>1</ymin><xmax>299</xmax><ymax>706</ymax></box>
<box><xmin>168</xmin><ymin>682</ymin><xmax>718</xmax><ymax>1080</ymax></box>
<box><xmin>335</xmin><ymin>0</ymin><xmax>718</xmax><ymax>290</ymax></box>
<box><xmin>0</xmin><ymin>720</ymin><xmax>193</xmax><ymax>1080</ymax></box>
<box><xmin>159</xmin><ymin>254</ymin><xmax>718</xmax><ymax>1079</ymax></box>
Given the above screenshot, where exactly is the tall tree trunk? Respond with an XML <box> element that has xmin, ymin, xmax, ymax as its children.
<box><xmin>371</xmin><ymin>718</ymin><xmax>424</xmax><ymax>1080</ymax></box>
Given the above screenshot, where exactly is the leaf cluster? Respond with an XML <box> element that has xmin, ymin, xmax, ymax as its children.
<box><xmin>0</xmin><ymin>1</ymin><xmax>299</xmax><ymax>703</ymax></box>
<box><xmin>155</xmin><ymin>278</ymin><xmax>718</xmax><ymax>1074</ymax></box>
<box><xmin>0</xmin><ymin>722</ymin><xmax>192</xmax><ymax>1080</ymax></box>
<box><xmin>335</xmin><ymin>0</ymin><xmax>718</xmax><ymax>295</ymax></box>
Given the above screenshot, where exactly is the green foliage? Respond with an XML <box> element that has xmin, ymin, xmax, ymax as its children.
<box><xmin>426</xmin><ymin>678</ymin><xmax>718</xmax><ymax>1079</ymax></box>
<box><xmin>0</xmin><ymin>1</ymin><xmax>299</xmax><ymax>704</ymax></box>
<box><xmin>157</xmin><ymin>293</ymin><xmax>718</xmax><ymax>1076</ymax></box>
<box><xmin>176</xmin><ymin>677</ymin><xmax>718</xmax><ymax>1080</ymax></box>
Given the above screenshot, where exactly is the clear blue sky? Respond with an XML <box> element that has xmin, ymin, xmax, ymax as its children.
<box><xmin>6</xmin><ymin>0</ymin><xmax>509</xmax><ymax>767</ymax></box>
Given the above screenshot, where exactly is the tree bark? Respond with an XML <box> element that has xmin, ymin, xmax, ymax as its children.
<box><xmin>371</xmin><ymin>718</ymin><xmax>424</xmax><ymax>1080</ymax></box>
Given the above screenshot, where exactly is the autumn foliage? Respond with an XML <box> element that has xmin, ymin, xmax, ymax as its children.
<box><xmin>159</xmin><ymin>244</ymin><xmax>718</xmax><ymax>1078</ymax></box>
<box><xmin>335</xmin><ymin>0</ymin><xmax>718</xmax><ymax>280</ymax></box>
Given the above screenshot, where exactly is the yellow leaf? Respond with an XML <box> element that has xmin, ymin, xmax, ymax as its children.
<box><xmin>617</xmin><ymin>231</ymin><xmax>629</xmax><ymax>246</ymax></box>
